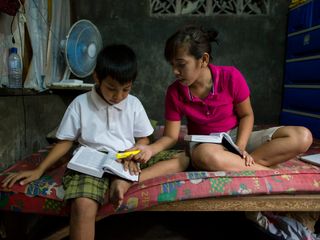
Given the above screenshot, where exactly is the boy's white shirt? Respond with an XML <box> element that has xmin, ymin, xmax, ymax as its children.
<box><xmin>56</xmin><ymin>86</ymin><xmax>154</xmax><ymax>153</ymax></box>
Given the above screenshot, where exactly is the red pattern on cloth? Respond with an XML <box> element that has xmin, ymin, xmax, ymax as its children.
<box><xmin>1</xmin><ymin>127</ymin><xmax>320</xmax><ymax>217</ymax></box>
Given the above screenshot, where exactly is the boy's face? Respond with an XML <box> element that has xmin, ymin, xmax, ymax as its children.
<box><xmin>95</xmin><ymin>75</ymin><xmax>132</xmax><ymax>105</ymax></box>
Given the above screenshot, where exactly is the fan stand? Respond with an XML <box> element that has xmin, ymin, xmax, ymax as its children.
<box><xmin>60</xmin><ymin>67</ymin><xmax>84</xmax><ymax>85</ymax></box>
<box><xmin>51</xmin><ymin>68</ymin><xmax>94</xmax><ymax>88</ymax></box>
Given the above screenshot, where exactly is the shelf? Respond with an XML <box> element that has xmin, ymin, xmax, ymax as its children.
<box><xmin>288</xmin><ymin>24</ymin><xmax>320</xmax><ymax>37</ymax></box>
<box><xmin>282</xmin><ymin>109</ymin><xmax>320</xmax><ymax>119</ymax></box>
<box><xmin>0</xmin><ymin>88</ymin><xmax>48</xmax><ymax>96</ymax></box>
<box><xmin>286</xmin><ymin>55</ymin><xmax>320</xmax><ymax>63</ymax></box>
<box><xmin>282</xmin><ymin>0</ymin><xmax>320</xmax><ymax>139</ymax></box>
<box><xmin>49</xmin><ymin>85</ymin><xmax>92</xmax><ymax>91</ymax></box>
<box><xmin>284</xmin><ymin>84</ymin><xmax>320</xmax><ymax>89</ymax></box>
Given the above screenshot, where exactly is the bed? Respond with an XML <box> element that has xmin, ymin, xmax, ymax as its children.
<box><xmin>0</xmin><ymin>125</ymin><xmax>320</xmax><ymax>239</ymax></box>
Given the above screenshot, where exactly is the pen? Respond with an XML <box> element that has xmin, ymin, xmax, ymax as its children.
<box><xmin>116</xmin><ymin>150</ymin><xmax>141</xmax><ymax>159</ymax></box>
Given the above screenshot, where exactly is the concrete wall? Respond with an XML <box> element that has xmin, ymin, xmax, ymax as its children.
<box><xmin>0</xmin><ymin>93</ymin><xmax>67</xmax><ymax>170</ymax></box>
<box><xmin>0</xmin><ymin>0</ymin><xmax>289</xmax><ymax>167</ymax></box>
<box><xmin>72</xmin><ymin>0</ymin><xmax>288</xmax><ymax>124</ymax></box>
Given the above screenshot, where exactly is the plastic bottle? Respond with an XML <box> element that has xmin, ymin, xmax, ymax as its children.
<box><xmin>8</xmin><ymin>47</ymin><xmax>22</xmax><ymax>88</ymax></box>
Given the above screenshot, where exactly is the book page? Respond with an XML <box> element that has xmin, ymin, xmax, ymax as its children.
<box><xmin>184</xmin><ymin>133</ymin><xmax>242</xmax><ymax>156</ymax></box>
<box><xmin>184</xmin><ymin>134</ymin><xmax>222</xmax><ymax>143</ymax></box>
<box><xmin>299</xmin><ymin>153</ymin><xmax>320</xmax><ymax>166</ymax></box>
<box><xmin>72</xmin><ymin>147</ymin><xmax>106</xmax><ymax>169</ymax></box>
<box><xmin>102</xmin><ymin>158</ymin><xmax>139</xmax><ymax>181</ymax></box>
<box><xmin>67</xmin><ymin>146</ymin><xmax>106</xmax><ymax>178</ymax></box>
<box><xmin>221</xmin><ymin>133</ymin><xmax>242</xmax><ymax>156</ymax></box>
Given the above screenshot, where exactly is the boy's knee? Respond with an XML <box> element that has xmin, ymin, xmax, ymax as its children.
<box><xmin>71</xmin><ymin>197</ymin><xmax>99</xmax><ymax>219</ymax></box>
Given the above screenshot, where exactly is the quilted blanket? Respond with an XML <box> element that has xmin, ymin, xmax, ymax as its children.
<box><xmin>1</xmin><ymin>142</ymin><xmax>320</xmax><ymax>218</ymax></box>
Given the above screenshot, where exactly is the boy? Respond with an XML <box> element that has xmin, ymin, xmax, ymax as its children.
<box><xmin>2</xmin><ymin>44</ymin><xmax>189</xmax><ymax>240</ymax></box>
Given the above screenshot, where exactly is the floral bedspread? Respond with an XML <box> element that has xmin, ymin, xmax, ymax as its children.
<box><xmin>1</xmin><ymin>142</ymin><xmax>320</xmax><ymax>217</ymax></box>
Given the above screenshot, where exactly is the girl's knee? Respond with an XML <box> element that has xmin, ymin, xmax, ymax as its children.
<box><xmin>176</xmin><ymin>153</ymin><xmax>190</xmax><ymax>171</ymax></box>
<box><xmin>292</xmin><ymin>126</ymin><xmax>313</xmax><ymax>152</ymax></box>
<box><xmin>192</xmin><ymin>152</ymin><xmax>222</xmax><ymax>170</ymax></box>
<box><xmin>279</xmin><ymin>126</ymin><xmax>313</xmax><ymax>153</ymax></box>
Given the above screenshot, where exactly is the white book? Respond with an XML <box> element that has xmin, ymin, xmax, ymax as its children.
<box><xmin>184</xmin><ymin>132</ymin><xmax>243</xmax><ymax>157</ymax></box>
<box><xmin>67</xmin><ymin>146</ymin><xmax>139</xmax><ymax>181</ymax></box>
<box><xmin>299</xmin><ymin>153</ymin><xmax>320</xmax><ymax>166</ymax></box>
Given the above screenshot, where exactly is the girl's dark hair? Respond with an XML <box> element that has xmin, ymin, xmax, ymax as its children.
<box><xmin>164</xmin><ymin>25</ymin><xmax>218</xmax><ymax>62</ymax></box>
<box><xmin>95</xmin><ymin>44</ymin><xmax>137</xmax><ymax>84</ymax></box>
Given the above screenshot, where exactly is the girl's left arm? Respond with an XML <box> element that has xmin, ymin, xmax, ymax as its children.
<box><xmin>234</xmin><ymin>97</ymin><xmax>254</xmax><ymax>151</ymax></box>
<box><xmin>135</xmin><ymin>136</ymin><xmax>150</xmax><ymax>146</ymax></box>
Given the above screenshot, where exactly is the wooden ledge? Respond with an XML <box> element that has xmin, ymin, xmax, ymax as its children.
<box><xmin>145</xmin><ymin>194</ymin><xmax>320</xmax><ymax>212</ymax></box>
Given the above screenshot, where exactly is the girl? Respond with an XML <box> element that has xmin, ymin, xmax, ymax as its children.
<box><xmin>134</xmin><ymin>25</ymin><xmax>313</xmax><ymax>172</ymax></box>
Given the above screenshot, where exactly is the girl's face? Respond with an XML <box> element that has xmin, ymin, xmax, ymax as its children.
<box><xmin>95</xmin><ymin>75</ymin><xmax>132</xmax><ymax>105</ymax></box>
<box><xmin>170</xmin><ymin>47</ymin><xmax>204</xmax><ymax>86</ymax></box>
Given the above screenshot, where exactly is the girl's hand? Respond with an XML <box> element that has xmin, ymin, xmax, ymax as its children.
<box><xmin>129</xmin><ymin>145</ymin><xmax>153</xmax><ymax>164</ymax></box>
<box><xmin>1</xmin><ymin>168</ymin><xmax>44</xmax><ymax>188</ymax></box>
<box><xmin>241</xmin><ymin>150</ymin><xmax>255</xmax><ymax>166</ymax></box>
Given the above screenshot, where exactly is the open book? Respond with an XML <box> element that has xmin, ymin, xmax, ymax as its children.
<box><xmin>184</xmin><ymin>132</ymin><xmax>243</xmax><ymax>157</ymax></box>
<box><xmin>67</xmin><ymin>146</ymin><xmax>139</xmax><ymax>181</ymax></box>
<box><xmin>299</xmin><ymin>153</ymin><xmax>320</xmax><ymax>166</ymax></box>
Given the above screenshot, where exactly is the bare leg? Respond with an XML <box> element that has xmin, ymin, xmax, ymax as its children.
<box><xmin>139</xmin><ymin>152</ymin><xmax>189</xmax><ymax>181</ymax></box>
<box><xmin>192</xmin><ymin>143</ymin><xmax>270</xmax><ymax>171</ymax></box>
<box><xmin>251</xmin><ymin>126</ymin><xmax>313</xmax><ymax>166</ymax></box>
<box><xmin>109</xmin><ymin>178</ymin><xmax>132</xmax><ymax>209</ymax></box>
<box><xmin>70</xmin><ymin>197</ymin><xmax>99</xmax><ymax>240</ymax></box>
<box><xmin>109</xmin><ymin>152</ymin><xmax>189</xmax><ymax>208</ymax></box>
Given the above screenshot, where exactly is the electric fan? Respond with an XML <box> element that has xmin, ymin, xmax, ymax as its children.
<box><xmin>52</xmin><ymin>19</ymin><xmax>102</xmax><ymax>87</ymax></box>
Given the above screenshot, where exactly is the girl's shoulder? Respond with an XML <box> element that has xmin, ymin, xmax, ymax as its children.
<box><xmin>210</xmin><ymin>64</ymin><xmax>241</xmax><ymax>76</ymax></box>
<box><xmin>210</xmin><ymin>64</ymin><xmax>245</xmax><ymax>85</ymax></box>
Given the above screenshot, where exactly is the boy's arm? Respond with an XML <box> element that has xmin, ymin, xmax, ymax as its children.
<box><xmin>1</xmin><ymin>140</ymin><xmax>74</xmax><ymax>188</ymax></box>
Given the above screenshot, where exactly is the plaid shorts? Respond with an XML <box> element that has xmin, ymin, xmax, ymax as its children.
<box><xmin>63</xmin><ymin>149</ymin><xmax>182</xmax><ymax>204</ymax></box>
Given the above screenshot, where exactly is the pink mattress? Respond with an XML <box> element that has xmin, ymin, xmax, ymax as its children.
<box><xmin>1</xmin><ymin>142</ymin><xmax>320</xmax><ymax>217</ymax></box>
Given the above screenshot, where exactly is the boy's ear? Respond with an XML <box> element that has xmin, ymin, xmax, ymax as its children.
<box><xmin>93</xmin><ymin>72</ymin><xmax>100</xmax><ymax>85</ymax></box>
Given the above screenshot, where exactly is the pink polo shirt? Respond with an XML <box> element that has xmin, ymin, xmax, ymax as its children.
<box><xmin>165</xmin><ymin>64</ymin><xmax>250</xmax><ymax>134</ymax></box>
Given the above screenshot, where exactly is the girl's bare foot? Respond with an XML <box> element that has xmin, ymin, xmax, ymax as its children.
<box><xmin>109</xmin><ymin>178</ymin><xmax>132</xmax><ymax>209</ymax></box>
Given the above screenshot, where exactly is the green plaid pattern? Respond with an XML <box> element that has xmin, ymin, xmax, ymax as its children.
<box><xmin>62</xmin><ymin>170</ymin><xmax>109</xmax><ymax>205</ymax></box>
<box><xmin>140</xmin><ymin>149</ymin><xmax>183</xmax><ymax>169</ymax></box>
<box><xmin>62</xmin><ymin>149</ymin><xmax>182</xmax><ymax>204</ymax></box>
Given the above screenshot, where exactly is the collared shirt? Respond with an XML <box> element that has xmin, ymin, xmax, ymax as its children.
<box><xmin>165</xmin><ymin>64</ymin><xmax>250</xmax><ymax>134</ymax></box>
<box><xmin>56</xmin><ymin>86</ymin><xmax>154</xmax><ymax>153</ymax></box>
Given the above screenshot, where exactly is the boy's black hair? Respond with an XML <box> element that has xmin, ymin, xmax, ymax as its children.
<box><xmin>95</xmin><ymin>44</ymin><xmax>137</xmax><ymax>84</ymax></box>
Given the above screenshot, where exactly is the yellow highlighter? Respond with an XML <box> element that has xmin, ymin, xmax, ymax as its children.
<box><xmin>116</xmin><ymin>150</ymin><xmax>141</xmax><ymax>159</ymax></box>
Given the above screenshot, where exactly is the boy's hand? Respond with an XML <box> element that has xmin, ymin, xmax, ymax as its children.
<box><xmin>1</xmin><ymin>168</ymin><xmax>44</xmax><ymax>188</ymax></box>
<box><xmin>122</xmin><ymin>159</ymin><xmax>141</xmax><ymax>175</ymax></box>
